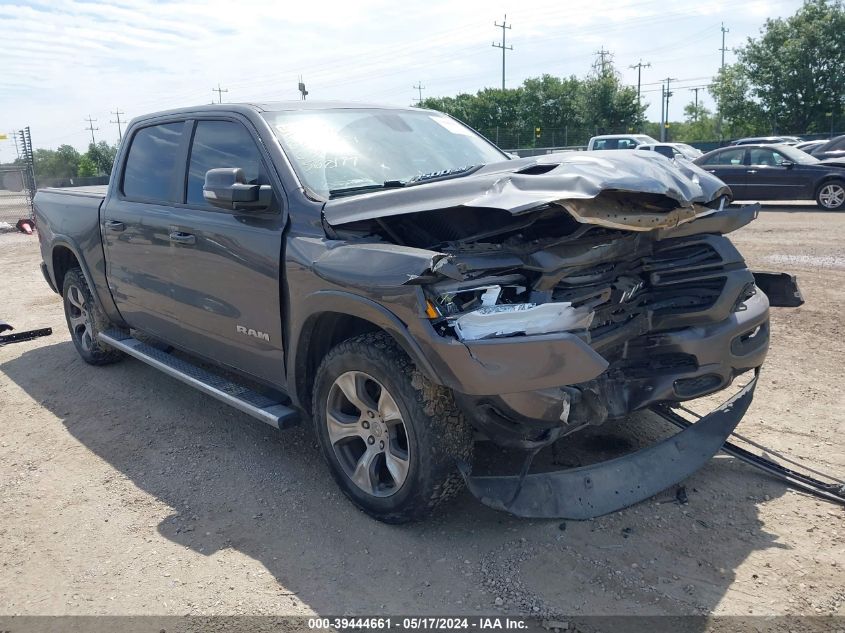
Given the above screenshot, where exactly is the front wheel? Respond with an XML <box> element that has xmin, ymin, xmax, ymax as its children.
<box><xmin>816</xmin><ymin>180</ymin><xmax>845</xmax><ymax>210</ymax></box>
<box><xmin>312</xmin><ymin>332</ymin><xmax>472</xmax><ymax>523</ymax></box>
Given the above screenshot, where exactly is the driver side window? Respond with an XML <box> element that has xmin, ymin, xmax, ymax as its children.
<box><xmin>748</xmin><ymin>148</ymin><xmax>780</xmax><ymax>166</ymax></box>
<box><xmin>186</xmin><ymin>120</ymin><xmax>270</xmax><ymax>208</ymax></box>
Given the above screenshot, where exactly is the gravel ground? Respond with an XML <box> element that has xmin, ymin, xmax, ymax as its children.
<box><xmin>0</xmin><ymin>203</ymin><xmax>842</xmax><ymax>626</ymax></box>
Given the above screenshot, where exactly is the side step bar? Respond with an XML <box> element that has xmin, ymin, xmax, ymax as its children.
<box><xmin>98</xmin><ymin>330</ymin><xmax>299</xmax><ymax>430</ymax></box>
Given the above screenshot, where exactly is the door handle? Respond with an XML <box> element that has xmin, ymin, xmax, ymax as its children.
<box><xmin>104</xmin><ymin>220</ymin><xmax>125</xmax><ymax>232</ymax></box>
<box><xmin>169</xmin><ymin>231</ymin><xmax>196</xmax><ymax>246</ymax></box>
<box><xmin>747</xmin><ymin>169</ymin><xmax>758</xmax><ymax>174</ymax></box>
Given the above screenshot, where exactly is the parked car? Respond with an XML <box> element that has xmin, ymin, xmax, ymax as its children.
<box><xmin>795</xmin><ymin>139</ymin><xmax>828</xmax><ymax>154</ymax></box>
<box><xmin>731</xmin><ymin>136</ymin><xmax>798</xmax><ymax>146</ymax></box>
<box><xmin>34</xmin><ymin>102</ymin><xmax>800</xmax><ymax>523</ymax></box>
<box><xmin>587</xmin><ymin>133</ymin><xmax>658</xmax><ymax>150</ymax></box>
<box><xmin>636</xmin><ymin>142</ymin><xmax>703</xmax><ymax>160</ymax></box>
<box><xmin>810</xmin><ymin>134</ymin><xmax>845</xmax><ymax>161</ymax></box>
<box><xmin>693</xmin><ymin>143</ymin><xmax>845</xmax><ymax>210</ymax></box>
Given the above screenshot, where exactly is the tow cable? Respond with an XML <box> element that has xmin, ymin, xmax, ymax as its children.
<box><xmin>652</xmin><ymin>402</ymin><xmax>845</xmax><ymax>507</ymax></box>
<box><xmin>0</xmin><ymin>320</ymin><xmax>52</xmax><ymax>346</ymax></box>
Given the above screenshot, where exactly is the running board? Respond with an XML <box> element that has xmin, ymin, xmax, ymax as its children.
<box><xmin>98</xmin><ymin>330</ymin><xmax>299</xmax><ymax>430</ymax></box>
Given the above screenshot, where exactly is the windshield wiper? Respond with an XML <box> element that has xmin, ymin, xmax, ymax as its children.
<box><xmin>329</xmin><ymin>180</ymin><xmax>406</xmax><ymax>198</ymax></box>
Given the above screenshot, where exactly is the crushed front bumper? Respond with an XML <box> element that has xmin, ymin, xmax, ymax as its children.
<box><xmin>459</xmin><ymin>371</ymin><xmax>758</xmax><ymax>519</ymax></box>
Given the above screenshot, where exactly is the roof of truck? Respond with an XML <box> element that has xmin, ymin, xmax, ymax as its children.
<box><xmin>132</xmin><ymin>101</ymin><xmax>430</xmax><ymax>123</ymax></box>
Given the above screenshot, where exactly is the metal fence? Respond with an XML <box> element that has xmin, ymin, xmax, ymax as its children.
<box><xmin>0</xmin><ymin>167</ymin><xmax>34</xmax><ymax>228</ymax></box>
<box><xmin>0</xmin><ymin>128</ymin><xmax>37</xmax><ymax>230</ymax></box>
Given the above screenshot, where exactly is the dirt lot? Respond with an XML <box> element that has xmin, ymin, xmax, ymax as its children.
<box><xmin>0</xmin><ymin>205</ymin><xmax>843</xmax><ymax>624</ymax></box>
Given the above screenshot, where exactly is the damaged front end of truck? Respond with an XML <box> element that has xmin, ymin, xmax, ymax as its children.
<box><xmin>315</xmin><ymin>151</ymin><xmax>802</xmax><ymax>519</ymax></box>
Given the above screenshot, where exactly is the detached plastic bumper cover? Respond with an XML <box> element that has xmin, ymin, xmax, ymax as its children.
<box><xmin>459</xmin><ymin>371</ymin><xmax>758</xmax><ymax>519</ymax></box>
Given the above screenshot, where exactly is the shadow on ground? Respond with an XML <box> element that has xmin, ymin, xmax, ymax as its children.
<box><xmin>1</xmin><ymin>341</ymin><xmax>792</xmax><ymax>624</ymax></box>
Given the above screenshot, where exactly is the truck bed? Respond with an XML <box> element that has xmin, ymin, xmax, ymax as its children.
<box><xmin>39</xmin><ymin>185</ymin><xmax>108</xmax><ymax>199</ymax></box>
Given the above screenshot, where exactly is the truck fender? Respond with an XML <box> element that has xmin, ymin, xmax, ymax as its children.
<box><xmin>289</xmin><ymin>290</ymin><xmax>440</xmax><ymax>409</ymax></box>
<box><xmin>48</xmin><ymin>235</ymin><xmax>122</xmax><ymax>324</ymax></box>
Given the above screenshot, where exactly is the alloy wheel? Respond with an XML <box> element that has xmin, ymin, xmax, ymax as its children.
<box><xmin>819</xmin><ymin>183</ymin><xmax>845</xmax><ymax>209</ymax></box>
<box><xmin>325</xmin><ymin>370</ymin><xmax>411</xmax><ymax>497</ymax></box>
<box><xmin>67</xmin><ymin>284</ymin><xmax>94</xmax><ymax>353</ymax></box>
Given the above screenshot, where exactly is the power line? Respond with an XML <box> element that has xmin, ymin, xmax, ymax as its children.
<box><xmin>84</xmin><ymin>115</ymin><xmax>98</xmax><ymax>145</ymax></box>
<box><xmin>212</xmin><ymin>82</ymin><xmax>228</xmax><ymax>104</ymax></box>
<box><xmin>492</xmin><ymin>14</ymin><xmax>513</xmax><ymax>90</ymax></box>
<box><xmin>412</xmin><ymin>82</ymin><xmax>425</xmax><ymax>104</ymax></box>
<box><xmin>110</xmin><ymin>108</ymin><xmax>126</xmax><ymax>141</ymax></box>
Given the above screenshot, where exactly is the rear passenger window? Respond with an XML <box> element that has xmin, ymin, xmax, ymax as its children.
<box><xmin>705</xmin><ymin>148</ymin><xmax>745</xmax><ymax>166</ymax></box>
<box><xmin>122</xmin><ymin>122</ymin><xmax>184</xmax><ymax>202</ymax></box>
<box><xmin>186</xmin><ymin>120</ymin><xmax>269</xmax><ymax>207</ymax></box>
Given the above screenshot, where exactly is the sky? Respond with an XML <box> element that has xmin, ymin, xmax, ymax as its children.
<box><xmin>0</xmin><ymin>0</ymin><xmax>808</xmax><ymax>162</ymax></box>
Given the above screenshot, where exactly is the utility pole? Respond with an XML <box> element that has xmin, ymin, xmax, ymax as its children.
<box><xmin>594</xmin><ymin>47</ymin><xmax>612</xmax><ymax>75</ymax></box>
<box><xmin>660</xmin><ymin>85</ymin><xmax>666</xmax><ymax>142</ymax></box>
<box><xmin>690</xmin><ymin>87</ymin><xmax>701</xmax><ymax>121</ymax></box>
<box><xmin>84</xmin><ymin>115</ymin><xmax>98</xmax><ymax>145</ymax></box>
<box><xmin>661</xmin><ymin>77</ymin><xmax>677</xmax><ymax>141</ymax></box>
<box><xmin>629</xmin><ymin>59</ymin><xmax>651</xmax><ymax>131</ymax></box>
<box><xmin>413</xmin><ymin>82</ymin><xmax>425</xmax><ymax>104</ymax></box>
<box><xmin>492</xmin><ymin>14</ymin><xmax>512</xmax><ymax>90</ymax></box>
<box><xmin>298</xmin><ymin>76</ymin><xmax>308</xmax><ymax>101</ymax></box>
<box><xmin>110</xmin><ymin>108</ymin><xmax>126</xmax><ymax>141</ymax></box>
<box><xmin>720</xmin><ymin>22</ymin><xmax>731</xmax><ymax>69</ymax></box>
<box><xmin>212</xmin><ymin>83</ymin><xmax>228</xmax><ymax>104</ymax></box>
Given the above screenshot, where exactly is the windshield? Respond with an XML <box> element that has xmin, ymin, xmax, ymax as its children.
<box><xmin>775</xmin><ymin>144</ymin><xmax>819</xmax><ymax>164</ymax></box>
<box><xmin>673</xmin><ymin>143</ymin><xmax>701</xmax><ymax>159</ymax></box>
<box><xmin>263</xmin><ymin>108</ymin><xmax>507</xmax><ymax>198</ymax></box>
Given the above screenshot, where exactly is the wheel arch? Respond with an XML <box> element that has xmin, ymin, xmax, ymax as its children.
<box><xmin>51</xmin><ymin>243</ymin><xmax>83</xmax><ymax>295</ymax></box>
<box><xmin>290</xmin><ymin>292</ymin><xmax>440</xmax><ymax>414</ymax></box>
<box><xmin>814</xmin><ymin>175</ymin><xmax>845</xmax><ymax>197</ymax></box>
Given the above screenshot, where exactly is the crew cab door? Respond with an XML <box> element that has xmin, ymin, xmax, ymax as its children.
<box><xmin>161</xmin><ymin>118</ymin><xmax>286</xmax><ymax>384</ymax></box>
<box><xmin>102</xmin><ymin>120</ymin><xmax>191</xmax><ymax>338</ymax></box>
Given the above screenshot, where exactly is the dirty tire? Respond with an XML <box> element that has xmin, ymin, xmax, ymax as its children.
<box><xmin>312</xmin><ymin>332</ymin><xmax>472</xmax><ymax>524</ymax></box>
<box><xmin>816</xmin><ymin>180</ymin><xmax>845</xmax><ymax>211</ymax></box>
<box><xmin>62</xmin><ymin>267</ymin><xmax>124</xmax><ymax>365</ymax></box>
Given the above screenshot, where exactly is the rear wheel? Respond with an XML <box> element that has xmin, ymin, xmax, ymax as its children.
<box><xmin>312</xmin><ymin>332</ymin><xmax>472</xmax><ymax>523</ymax></box>
<box><xmin>62</xmin><ymin>268</ymin><xmax>124</xmax><ymax>365</ymax></box>
<box><xmin>816</xmin><ymin>180</ymin><xmax>845</xmax><ymax>210</ymax></box>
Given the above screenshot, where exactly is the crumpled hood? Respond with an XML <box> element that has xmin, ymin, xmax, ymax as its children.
<box><xmin>323</xmin><ymin>150</ymin><xmax>731</xmax><ymax>229</ymax></box>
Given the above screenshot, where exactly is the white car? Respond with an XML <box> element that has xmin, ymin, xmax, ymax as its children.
<box><xmin>587</xmin><ymin>134</ymin><xmax>658</xmax><ymax>150</ymax></box>
<box><xmin>636</xmin><ymin>142</ymin><xmax>703</xmax><ymax>161</ymax></box>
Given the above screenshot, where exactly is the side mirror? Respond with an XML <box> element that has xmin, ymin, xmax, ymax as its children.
<box><xmin>203</xmin><ymin>168</ymin><xmax>272</xmax><ymax>212</ymax></box>
<box><xmin>781</xmin><ymin>160</ymin><xmax>795</xmax><ymax>169</ymax></box>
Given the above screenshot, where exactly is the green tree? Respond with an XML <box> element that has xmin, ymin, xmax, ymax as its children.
<box><xmin>86</xmin><ymin>141</ymin><xmax>118</xmax><ymax>176</ymax></box>
<box><xmin>676</xmin><ymin>102</ymin><xmax>719</xmax><ymax>141</ymax></box>
<box><xmin>577</xmin><ymin>66</ymin><xmax>643</xmax><ymax>137</ymax></box>
<box><xmin>419</xmin><ymin>57</ymin><xmax>644</xmax><ymax>149</ymax></box>
<box><xmin>28</xmin><ymin>145</ymin><xmax>81</xmax><ymax>179</ymax></box>
<box><xmin>712</xmin><ymin>0</ymin><xmax>845</xmax><ymax>135</ymax></box>
<box><xmin>77</xmin><ymin>155</ymin><xmax>97</xmax><ymax>177</ymax></box>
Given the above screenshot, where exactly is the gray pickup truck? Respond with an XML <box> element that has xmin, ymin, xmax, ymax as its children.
<box><xmin>34</xmin><ymin>102</ymin><xmax>802</xmax><ymax>523</ymax></box>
